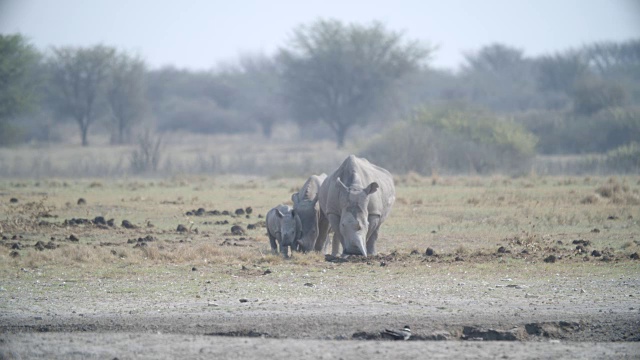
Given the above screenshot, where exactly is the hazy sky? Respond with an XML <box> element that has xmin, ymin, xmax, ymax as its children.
<box><xmin>1</xmin><ymin>0</ymin><xmax>639</xmax><ymax>71</ymax></box>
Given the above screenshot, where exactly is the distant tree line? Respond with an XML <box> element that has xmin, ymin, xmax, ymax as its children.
<box><xmin>1</xmin><ymin>21</ymin><xmax>639</xmax><ymax>173</ymax></box>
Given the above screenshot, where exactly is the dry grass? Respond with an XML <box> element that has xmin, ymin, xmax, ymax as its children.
<box><xmin>1</xmin><ymin>174</ymin><xmax>639</xmax><ymax>273</ymax></box>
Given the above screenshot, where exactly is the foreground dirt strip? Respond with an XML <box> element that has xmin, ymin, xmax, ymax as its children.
<box><xmin>2</xmin><ymin>332</ymin><xmax>639</xmax><ymax>360</ymax></box>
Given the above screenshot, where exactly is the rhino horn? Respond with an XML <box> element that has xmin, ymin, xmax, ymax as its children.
<box><xmin>276</xmin><ymin>209</ymin><xmax>285</xmax><ymax>218</ymax></box>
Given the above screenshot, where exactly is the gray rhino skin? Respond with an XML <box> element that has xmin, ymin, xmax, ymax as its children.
<box><xmin>266</xmin><ymin>204</ymin><xmax>302</xmax><ymax>257</ymax></box>
<box><xmin>319</xmin><ymin>155</ymin><xmax>395</xmax><ymax>256</ymax></box>
<box><xmin>292</xmin><ymin>173</ymin><xmax>329</xmax><ymax>252</ymax></box>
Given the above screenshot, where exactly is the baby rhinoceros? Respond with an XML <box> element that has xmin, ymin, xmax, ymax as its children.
<box><xmin>292</xmin><ymin>173</ymin><xmax>329</xmax><ymax>253</ymax></box>
<box><xmin>266</xmin><ymin>204</ymin><xmax>302</xmax><ymax>257</ymax></box>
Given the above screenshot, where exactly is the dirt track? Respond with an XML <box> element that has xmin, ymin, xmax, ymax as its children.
<box><xmin>1</xmin><ymin>260</ymin><xmax>639</xmax><ymax>359</ymax></box>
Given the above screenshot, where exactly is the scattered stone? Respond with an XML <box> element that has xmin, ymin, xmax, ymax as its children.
<box><xmin>127</xmin><ymin>238</ymin><xmax>137</xmax><ymax>244</ymax></box>
<box><xmin>591</xmin><ymin>228</ymin><xmax>600</xmax><ymax>233</ymax></box>
<box><xmin>44</xmin><ymin>241</ymin><xmax>56</xmax><ymax>249</ymax></box>
<box><xmin>133</xmin><ymin>242</ymin><xmax>147</xmax><ymax>248</ymax></box>
<box><xmin>235</xmin><ymin>208</ymin><xmax>245</xmax><ymax>216</ymax></box>
<box><xmin>245</xmin><ymin>207</ymin><xmax>253</xmax><ymax>215</ymax></box>
<box><xmin>177</xmin><ymin>224</ymin><xmax>188</xmax><ymax>233</ymax></box>
<box><xmin>425</xmin><ymin>247</ymin><xmax>435</xmax><ymax>256</ymax></box>
<box><xmin>572</xmin><ymin>239</ymin><xmax>591</xmax><ymax>247</ymax></box>
<box><xmin>230</xmin><ymin>225</ymin><xmax>245</xmax><ymax>236</ymax></box>
<box><xmin>222</xmin><ymin>210</ymin><xmax>230</xmax><ymax>216</ymax></box>
<box><xmin>454</xmin><ymin>256</ymin><xmax>464</xmax><ymax>262</ymax></box>
<box><xmin>121</xmin><ymin>220</ymin><xmax>137</xmax><ymax>229</ymax></box>
<box><xmin>10</xmin><ymin>250</ymin><xmax>20</xmax><ymax>258</ymax></box>
<box><xmin>304</xmin><ymin>282</ymin><xmax>315</xmax><ymax>287</ymax></box>
<box><xmin>325</xmin><ymin>254</ymin><xmax>348</xmax><ymax>263</ymax></box>
<box><xmin>630</xmin><ymin>252</ymin><xmax>639</xmax><ymax>260</ymax></box>
<box><xmin>263</xmin><ymin>269</ymin><xmax>272</xmax><ymax>275</ymax></box>
<box><xmin>34</xmin><ymin>241</ymin><xmax>45</xmax><ymax>251</ymax></box>
<box><xmin>247</xmin><ymin>224</ymin><xmax>256</xmax><ymax>230</ymax></box>
<box><xmin>380</xmin><ymin>261</ymin><xmax>387</xmax><ymax>267</ymax></box>
<box><xmin>107</xmin><ymin>219</ymin><xmax>115</xmax><ymax>227</ymax></box>
<box><xmin>196</xmin><ymin>208</ymin><xmax>206</xmax><ymax>216</ymax></box>
<box><xmin>215</xmin><ymin>220</ymin><xmax>229</xmax><ymax>225</ymax></box>
<box><xmin>575</xmin><ymin>245</ymin><xmax>586</xmax><ymax>253</ymax></box>
<box><xmin>93</xmin><ymin>216</ymin><xmax>107</xmax><ymax>226</ymax></box>
<box><xmin>10</xmin><ymin>198</ymin><xmax>18</xmax><ymax>203</ymax></box>
<box><xmin>591</xmin><ymin>250</ymin><xmax>602</xmax><ymax>257</ymax></box>
<box><xmin>544</xmin><ymin>255</ymin><xmax>557</xmax><ymax>263</ymax></box>
<box><xmin>69</xmin><ymin>234</ymin><xmax>79</xmax><ymax>242</ymax></box>
<box><xmin>497</xmin><ymin>246</ymin><xmax>507</xmax><ymax>254</ymax></box>
<box><xmin>239</xmin><ymin>298</ymin><xmax>249</xmax><ymax>303</ymax></box>
<box><xmin>11</xmin><ymin>243</ymin><xmax>21</xmax><ymax>250</ymax></box>
<box><xmin>192</xmin><ymin>267</ymin><xmax>197</xmax><ymax>271</ymax></box>
<box><xmin>77</xmin><ymin>198</ymin><xmax>86</xmax><ymax>205</ymax></box>
<box><xmin>607</xmin><ymin>215</ymin><xmax>619</xmax><ymax>220</ymax></box>
<box><xmin>410</xmin><ymin>249</ymin><xmax>420</xmax><ymax>255</ymax></box>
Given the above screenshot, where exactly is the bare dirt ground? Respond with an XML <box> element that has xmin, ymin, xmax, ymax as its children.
<box><xmin>1</xmin><ymin>175</ymin><xmax>639</xmax><ymax>359</ymax></box>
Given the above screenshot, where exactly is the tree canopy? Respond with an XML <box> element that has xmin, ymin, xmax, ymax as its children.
<box><xmin>278</xmin><ymin>19</ymin><xmax>430</xmax><ymax>147</ymax></box>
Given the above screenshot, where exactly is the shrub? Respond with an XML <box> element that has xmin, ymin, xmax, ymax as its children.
<box><xmin>361</xmin><ymin>105</ymin><xmax>537</xmax><ymax>175</ymax></box>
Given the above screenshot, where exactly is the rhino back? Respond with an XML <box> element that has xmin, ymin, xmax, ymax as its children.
<box><xmin>297</xmin><ymin>173</ymin><xmax>326</xmax><ymax>202</ymax></box>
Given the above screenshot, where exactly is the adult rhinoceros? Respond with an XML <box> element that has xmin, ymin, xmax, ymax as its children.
<box><xmin>266</xmin><ymin>204</ymin><xmax>302</xmax><ymax>257</ymax></box>
<box><xmin>319</xmin><ymin>155</ymin><xmax>395</xmax><ymax>256</ymax></box>
<box><xmin>292</xmin><ymin>173</ymin><xmax>329</xmax><ymax>252</ymax></box>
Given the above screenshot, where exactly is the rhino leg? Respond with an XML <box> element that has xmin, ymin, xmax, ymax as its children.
<box><xmin>366</xmin><ymin>215</ymin><xmax>381</xmax><ymax>256</ymax></box>
<box><xmin>268</xmin><ymin>234</ymin><xmax>278</xmax><ymax>254</ymax></box>
<box><xmin>327</xmin><ymin>213</ymin><xmax>343</xmax><ymax>256</ymax></box>
<box><xmin>315</xmin><ymin>214</ymin><xmax>330</xmax><ymax>252</ymax></box>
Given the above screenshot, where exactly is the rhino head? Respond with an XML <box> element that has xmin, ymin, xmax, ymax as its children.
<box><xmin>292</xmin><ymin>193</ymin><xmax>320</xmax><ymax>252</ymax></box>
<box><xmin>336</xmin><ymin>177</ymin><xmax>379</xmax><ymax>256</ymax></box>
<box><xmin>276</xmin><ymin>208</ymin><xmax>299</xmax><ymax>256</ymax></box>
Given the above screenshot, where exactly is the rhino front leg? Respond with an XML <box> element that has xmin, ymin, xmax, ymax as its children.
<box><xmin>268</xmin><ymin>234</ymin><xmax>278</xmax><ymax>254</ymax></box>
<box><xmin>327</xmin><ymin>213</ymin><xmax>343</xmax><ymax>256</ymax></box>
<box><xmin>366</xmin><ymin>215</ymin><xmax>381</xmax><ymax>256</ymax></box>
<box><xmin>315</xmin><ymin>213</ymin><xmax>330</xmax><ymax>252</ymax></box>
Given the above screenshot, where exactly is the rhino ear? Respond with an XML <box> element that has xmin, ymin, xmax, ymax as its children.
<box><xmin>336</xmin><ymin>177</ymin><xmax>349</xmax><ymax>191</ymax></box>
<box><xmin>291</xmin><ymin>193</ymin><xmax>299</xmax><ymax>204</ymax></box>
<box><xmin>364</xmin><ymin>182</ymin><xmax>379</xmax><ymax>195</ymax></box>
<box><xmin>276</xmin><ymin>209</ymin><xmax>284</xmax><ymax>218</ymax></box>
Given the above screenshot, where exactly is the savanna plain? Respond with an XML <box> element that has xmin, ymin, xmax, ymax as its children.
<box><xmin>1</xmin><ymin>172</ymin><xmax>639</xmax><ymax>359</ymax></box>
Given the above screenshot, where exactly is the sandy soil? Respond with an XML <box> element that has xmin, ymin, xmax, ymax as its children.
<box><xmin>1</xmin><ymin>261</ymin><xmax>639</xmax><ymax>359</ymax></box>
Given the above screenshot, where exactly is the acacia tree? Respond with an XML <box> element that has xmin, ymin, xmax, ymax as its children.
<box><xmin>278</xmin><ymin>19</ymin><xmax>429</xmax><ymax>148</ymax></box>
<box><xmin>107</xmin><ymin>52</ymin><xmax>147</xmax><ymax>144</ymax></box>
<box><xmin>48</xmin><ymin>45</ymin><xmax>115</xmax><ymax>146</ymax></box>
<box><xmin>0</xmin><ymin>34</ymin><xmax>40</xmax><ymax>145</ymax></box>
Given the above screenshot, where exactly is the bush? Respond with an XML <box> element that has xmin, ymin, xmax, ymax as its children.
<box><xmin>361</xmin><ymin>105</ymin><xmax>537</xmax><ymax>175</ymax></box>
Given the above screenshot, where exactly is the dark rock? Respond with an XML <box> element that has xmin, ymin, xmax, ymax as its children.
<box><xmin>133</xmin><ymin>242</ymin><xmax>147</xmax><ymax>248</ymax></box>
<box><xmin>497</xmin><ymin>246</ymin><xmax>507</xmax><ymax>253</ymax></box>
<box><xmin>121</xmin><ymin>220</ymin><xmax>137</xmax><ymax>229</ymax></box>
<box><xmin>177</xmin><ymin>224</ymin><xmax>188</xmax><ymax>233</ymax></box>
<box><xmin>77</xmin><ymin>198</ymin><xmax>86</xmax><ymax>205</ymax></box>
<box><xmin>107</xmin><ymin>219</ymin><xmax>115</xmax><ymax>227</ymax></box>
<box><xmin>10</xmin><ymin>198</ymin><xmax>18</xmax><ymax>203</ymax></box>
<box><xmin>45</xmin><ymin>241</ymin><xmax>57</xmax><ymax>249</ymax></box>
<box><xmin>10</xmin><ymin>250</ymin><xmax>20</xmax><ymax>258</ymax></box>
<box><xmin>215</xmin><ymin>220</ymin><xmax>229</xmax><ymax>225</ymax></box>
<box><xmin>607</xmin><ymin>215</ymin><xmax>618</xmax><ymax>220</ymax></box>
<box><xmin>572</xmin><ymin>239</ymin><xmax>590</xmax><ymax>247</ymax></box>
<box><xmin>591</xmin><ymin>228</ymin><xmax>600</xmax><ymax>233</ymax></box>
<box><xmin>69</xmin><ymin>234</ymin><xmax>79</xmax><ymax>242</ymax></box>
<box><xmin>263</xmin><ymin>269</ymin><xmax>272</xmax><ymax>275</ymax></box>
<box><xmin>630</xmin><ymin>252</ymin><xmax>639</xmax><ymax>260</ymax></box>
<box><xmin>11</xmin><ymin>243</ymin><xmax>21</xmax><ymax>250</ymax></box>
<box><xmin>575</xmin><ymin>245</ymin><xmax>586</xmax><ymax>253</ymax></box>
<box><xmin>235</xmin><ymin>208</ymin><xmax>245</xmax><ymax>216</ymax></box>
<box><xmin>127</xmin><ymin>238</ymin><xmax>137</xmax><ymax>244</ymax></box>
<box><xmin>591</xmin><ymin>250</ymin><xmax>602</xmax><ymax>257</ymax></box>
<box><xmin>34</xmin><ymin>241</ymin><xmax>45</xmax><ymax>251</ymax></box>
<box><xmin>454</xmin><ymin>256</ymin><xmax>464</xmax><ymax>262</ymax></box>
<box><xmin>245</xmin><ymin>207</ymin><xmax>253</xmax><ymax>215</ymax></box>
<box><xmin>185</xmin><ymin>211</ymin><xmax>193</xmax><ymax>216</ymax></box>
<box><xmin>380</xmin><ymin>261</ymin><xmax>386</xmax><ymax>267</ymax></box>
<box><xmin>230</xmin><ymin>225</ymin><xmax>245</xmax><ymax>236</ymax></box>
<box><xmin>192</xmin><ymin>267</ymin><xmax>197</xmax><ymax>271</ymax></box>
<box><xmin>410</xmin><ymin>249</ymin><xmax>420</xmax><ymax>255</ymax></box>
<box><xmin>222</xmin><ymin>210</ymin><xmax>230</xmax><ymax>216</ymax></box>
<box><xmin>544</xmin><ymin>255</ymin><xmax>557</xmax><ymax>263</ymax></box>
<box><xmin>239</xmin><ymin>298</ymin><xmax>249</xmax><ymax>303</ymax></box>
<box><xmin>94</xmin><ymin>216</ymin><xmax>107</xmax><ymax>226</ymax></box>
<box><xmin>247</xmin><ymin>224</ymin><xmax>256</xmax><ymax>230</ymax></box>
<box><xmin>425</xmin><ymin>247</ymin><xmax>435</xmax><ymax>256</ymax></box>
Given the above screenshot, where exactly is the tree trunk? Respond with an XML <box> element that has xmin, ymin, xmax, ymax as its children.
<box><xmin>78</xmin><ymin>116</ymin><xmax>89</xmax><ymax>147</ymax></box>
<box><xmin>335</xmin><ymin>125</ymin><xmax>348</xmax><ymax>149</ymax></box>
